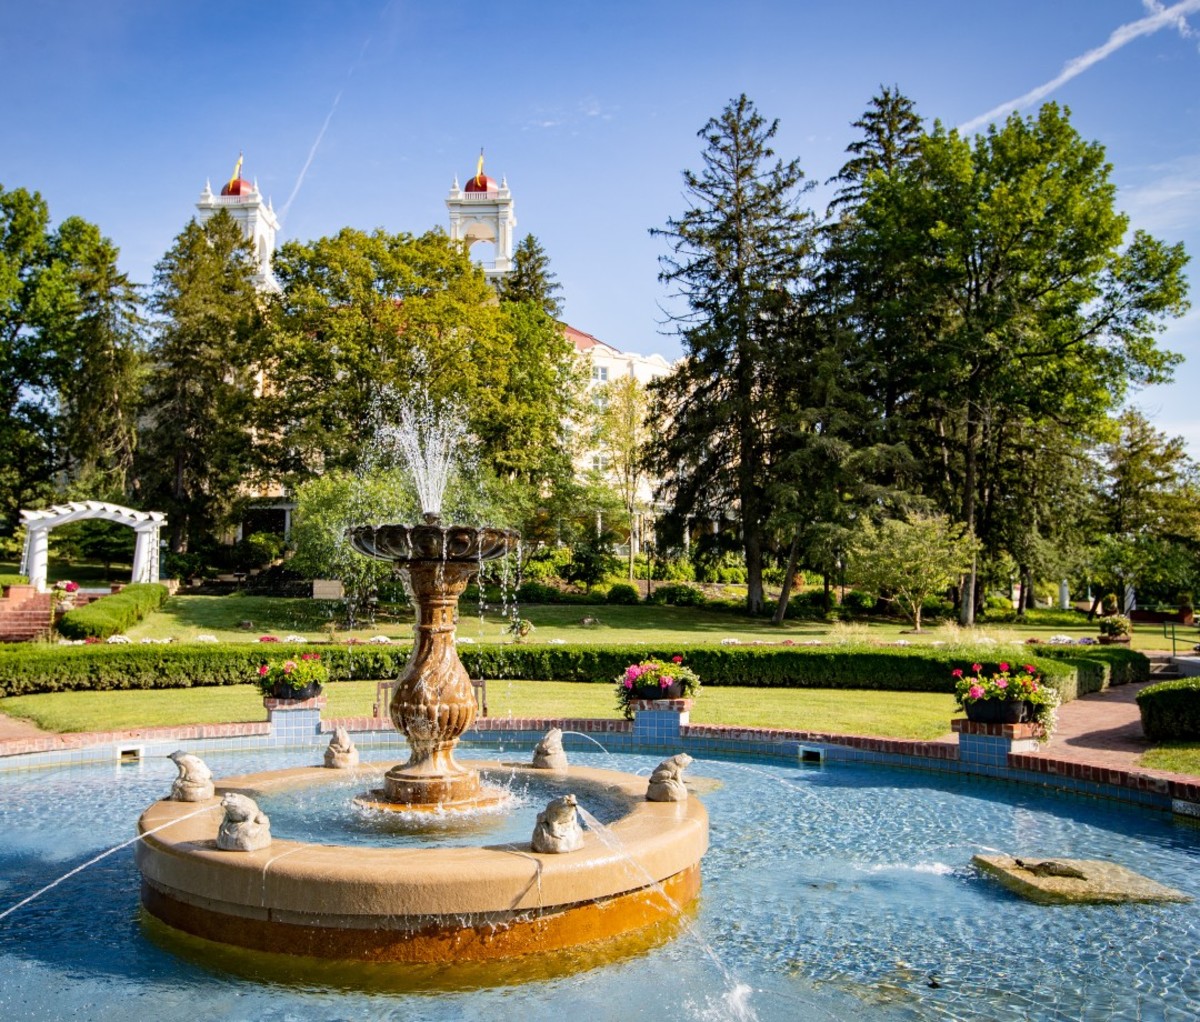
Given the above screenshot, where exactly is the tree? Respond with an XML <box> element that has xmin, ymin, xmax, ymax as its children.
<box><xmin>137</xmin><ymin>211</ymin><xmax>266</xmax><ymax>552</ymax></box>
<box><xmin>593</xmin><ymin>374</ymin><xmax>652</xmax><ymax>579</ymax></box>
<box><xmin>649</xmin><ymin>94</ymin><xmax>817</xmax><ymax>614</ymax></box>
<box><xmin>265</xmin><ymin>229</ymin><xmax>582</xmax><ymax>489</ymax></box>
<box><xmin>827</xmin><ymin>85</ymin><xmax>924</xmax><ymax>212</ymax></box>
<box><xmin>499</xmin><ymin>234</ymin><xmax>563</xmax><ymax>317</ymax></box>
<box><xmin>289</xmin><ymin>468</ymin><xmax>418</xmax><ymax>622</ymax></box>
<box><xmin>851</xmin><ymin>513</ymin><xmax>977</xmax><ymax>631</ymax></box>
<box><xmin>838</xmin><ymin>104</ymin><xmax>1190</xmax><ymax>623</ymax></box>
<box><xmin>0</xmin><ymin>187</ymin><xmax>146</xmax><ymax>531</ymax></box>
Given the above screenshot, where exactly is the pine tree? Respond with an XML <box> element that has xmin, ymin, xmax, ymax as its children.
<box><xmin>827</xmin><ymin>85</ymin><xmax>924</xmax><ymax>211</ymax></box>
<box><xmin>648</xmin><ymin>95</ymin><xmax>817</xmax><ymax>614</ymax></box>
<box><xmin>137</xmin><ymin>210</ymin><xmax>265</xmax><ymax>552</ymax></box>
<box><xmin>499</xmin><ymin>234</ymin><xmax>563</xmax><ymax>317</ymax></box>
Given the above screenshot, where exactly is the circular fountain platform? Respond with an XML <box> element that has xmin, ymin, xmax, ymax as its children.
<box><xmin>136</xmin><ymin>761</ymin><xmax>708</xmax><ymax>962</ymax></box>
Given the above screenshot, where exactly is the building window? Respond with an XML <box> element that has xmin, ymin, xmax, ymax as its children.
<box><xmin>591</xmin><ymin>391</ymin><xmax>608</xmax><ymax>412</ymax></box>
<box><xmin>592</xmin><ymin>365</ymin><xmax>608</xmax><ymax>383</ymax></box>
<box><xmin>591</xmin><ymin>454</ymin><xmax>609</xmax><ymax>472</ymax></box>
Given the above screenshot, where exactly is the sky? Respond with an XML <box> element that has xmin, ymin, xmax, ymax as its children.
<box><xmin>3</xmin><ymin>0</ymin><xmax>1198</xmax><ymax>452</ymax></box>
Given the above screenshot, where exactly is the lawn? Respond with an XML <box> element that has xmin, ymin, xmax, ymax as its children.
<box><xmin>0</xmin><ymin>680</ymin><xmax>959</xmax><ymax>741</ymax></box>
<box><xmin>1139</xmin><ymin>742</ymin><xmax>1200</xmax><ymax>776</ymax></box>
<box><xmin>118</xmin><ymin>593</ymin><xmax>1187</xmax><ymax>651</ymax></box>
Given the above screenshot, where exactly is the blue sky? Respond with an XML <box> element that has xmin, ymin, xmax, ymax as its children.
<box><xmin>3</xmin><ymin>0</ymin><xmax>1198</xmax><ymax>452</ymax></box>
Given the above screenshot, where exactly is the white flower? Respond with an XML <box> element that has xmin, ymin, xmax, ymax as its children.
<box><xmin>801</xmin><ymin>640</ymin><xmax>824</xmax><ymax>646</ymax></box>
<box><xmin>368</xmin><ymin>635</ymin><xmax>392</xmax><ymax>644</ymax></box>
<box><xmin>283</xmin><ymin>634</ymin><xmax>308</xmax><ymax>643</ymax></box>
<box><xmin>720</xmin><ymin>638</ymin><xmax>741</xmax><ymax>646</ymax></box>
<box><xmin>547</xmin><ymin>638</ymin><xmax>566</xmax><ymax>645</ymax></box>
<box><xmin>457</xmin><ymin>636</ymin><xmax>475</xmax><ymax>644</ymax></box>
<box><xmin>56</xmin><ymin>638</ymin><xmax>84</xmax><ymax>646</ymax></box>
<box><xmin>106</xmin><ymin>635</ymin><xmax>132</xmax><ymax>644</ymax></box>
<box><xmin>893</xmin><ymin>639</ymin><xmax>911</xmax><ymax>646</ymax></box>
<box><xmin>195</xmin><ymin>634</ymin><xmax>219</xmax><ymax>643</ymax></box>
<box><xmin>1046</xmin><ymin>634</ymin><xmax>1075</xmax><ymax>645</ymax></box>
<box><xmin>140</xmin><ymin>637</ymin><xmax>173</xmax><ymax>644</ymax></box>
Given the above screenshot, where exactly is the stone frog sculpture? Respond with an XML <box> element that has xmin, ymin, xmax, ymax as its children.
<box><xmin>168</xmin><ymin>750</ymin><xmax>214</xmax><ymax>802</ymax></box>
<box><xmin>646</xmin><ymin>753</ymin><xmax>692</xmax><ymax>803</ymax></box>
<box><xmin>216</xmin><ymin>792</ymin><xmax>272</xmax><ymax>851</ymax></box>
<box><xmin>324</xmin><ymin>726</ymin><xmax>359</xmax><ymax>769</ymax></box>
<box><xmin>531</xmin><ymin>727</ymin><xmax>568</xmax><ymax>771</ymax></box>
<box><xmin>531</xmin><ymin>793</ymin><xmax>584</xmax><ymax>853</ymax></box>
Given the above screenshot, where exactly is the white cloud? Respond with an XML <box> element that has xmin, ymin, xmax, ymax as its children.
<box><xmin>1120</xmin><ymin>153</ymin><xmax>1200</xmax><ymax>233</ymax></box>
<box><xmin>959</xmin><ymin>0</ymin><xmax>1200</xmax><ymax>134</ymax></box>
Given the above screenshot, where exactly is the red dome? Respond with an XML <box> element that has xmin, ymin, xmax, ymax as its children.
<box><xmin>220</xmin><ymin>177</ymin><xmax>255</xmax><ymax>196</ymax></box>
<box><xmin>464</xmin><ymin>173</ymin><xmax>498</xmax><ymax>193</ymax></box>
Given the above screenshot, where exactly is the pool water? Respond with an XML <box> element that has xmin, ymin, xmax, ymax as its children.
<box><xmin>252</xmin><ymin>765</ymin><xmax>633</xmax><ymax>847</ymax></box>
<box><xmin>1</xmin><ymin>744</ymin><xmax>1198</xmax><ymax>1021</ymax></box>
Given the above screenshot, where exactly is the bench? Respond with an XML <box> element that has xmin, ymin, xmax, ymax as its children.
<box><xmin>373</xmin><ymin>678</ymin><xmax>488</xmax><ymax>719</ymax></box>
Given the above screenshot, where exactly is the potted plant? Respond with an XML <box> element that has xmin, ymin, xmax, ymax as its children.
<box><xmin>1097</xmin><ymin>613</ymin><xmax>1132</xmax><ymax>644</ymax></box>
<box><xmin>52</xmin><ymin>579</ymin><xmax>80</xmax><ymax>612</ymax></box>
<box><xmin>615</xmin><ymin>656</ymin><xmax>700</xmax><ymax>718</ymax></box>
<box><xmin>953</xmin><ymin>662</ymin><xmax>1058</xmax><ymax>738</ymax></box>
<box><xmin>257</xmin><ymin>652</ymin><xmax>329</xmax><ymax>700</ymax></box>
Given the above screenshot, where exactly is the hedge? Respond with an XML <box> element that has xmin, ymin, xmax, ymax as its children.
<box><xmin>56</xmin><ymin>584</ymin><xmax>170</xmax><ymax>640</ymax></box>
<box><xmin>0</xmin><ymin>640</ymin><xmax>1141</xmax><ymax>704</ymax></box>
<box><xmin>0</xmin><ymin>574</ymin><xmax>29</xmax><ymax>588</ymax></box>
<box><xmin>1137</xmin><ymin>678</ymin><xmax>1200</xmax><ymax>741</ymax></box>
<box><xmin>1027</xmin><ymin>644</ymin><xmax>1150</xmax><ymax>691</ymax></box>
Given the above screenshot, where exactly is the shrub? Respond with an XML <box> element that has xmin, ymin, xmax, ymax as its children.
<box><xmin>0</xmin><ymin>573</ymin><xmax>29</xmax><ymax>588</ymax></box>
<box><xmin>1098</xmin><ymin>614</ymin><xmax>1132</xmax><ymax>638</ymax></box>
<box><xmin>606</xmin><ymin>583</ymin><xmax>640</xmax><ymax>605</ymax></box>
<box><xmin>839</xmin><ymin>590</ymin><xmax>877</xmax><ymax>615</ymax></box>
<box><xmin>56</xmin><ymin>583</ymin><xmax>169</xmax><ymax>640</ymax></box>
<box><xmin>1137</xmin><ymin>678</ymin><xmax>1200</xmax><ymax>741</ymax></box>
<box><xmin>649</xmin><ymin>583</ymin><xmax>706</xmax><ymax>607</ymax></box>
<box><xmin>655</xmin><ymin>557</ymin><xmax>695</xmax><ymax>582</ymax></box>
<box><xmin>523</xmin><ymin>547</ymin><xmax>572</xmax><ymax>582</ymax></box>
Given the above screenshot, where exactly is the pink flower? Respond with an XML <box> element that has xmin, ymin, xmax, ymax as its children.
<box><xmin>623</xmin><ymin>678</ymin><xmax>633</xmax><ymax>689</ymax></box>
<box><xmin>996</xmin><ymin>678</ymin><xmax>1008</xmax><ymax>689</ymax></box>
<box><xmin>64</xmin><ymin>581</ymin><xmax>79</xmax><ymax>593</ymax></box>
<box><xmin>672</xmin><ymin>655</ymin><xmax>683</xmax><ymax>664</ymax></box>
<box><xmin>625</xmin><ymin>666</ymin><xmax>641</xmax><ymax>684</ymax></box>
<box><xmin>259</xmin><ymin>636</ymin><xmax>279</xmax><ymax>643</ymax></box>
<box><xmin>972</xmin><ymin>663</ymin><xmax>982</xmax><ymax>673</ymax></box>
<box><xmin>999</xmin><ymin>662</ymin><xmax>1010</xmax><ymax>673</ymax></box>
<box><xmin>283</xmin><ymin>660</ymin><xmax>296</xmax><ymax>674</ymax></box>
<box><xmin>258</xmin><ymin>664</ymin><xmax>269</xmax><ymax>676</ymax></box>
<box><xmin>968</xmin><ymin>685</ymin><xmax>985</xmax><ymax>700</ymax></box>
<box><xmin>951</xmin><ymin>668</ymin><xmax>963</xmax><ymax>678</ymax></box>
<box><xmin>1023</xmin><ymin>665</ymin><xmax>1035</xmax><ymax>673</ymax></box>
<box><xmin>660</xmin><ymin>676</ymin><xmax>672</xmax><ymax>688</ymax></box>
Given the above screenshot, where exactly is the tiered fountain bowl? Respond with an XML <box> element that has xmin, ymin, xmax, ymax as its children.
<box><xmin>346</xmin><ymin>513</ymin><xmax>519</xmax><ymax>809</ymax></box>
<box><xmin>135</xmin><ymin>512</ymin><xmax>709</xmax><ymax>964</ymax></box>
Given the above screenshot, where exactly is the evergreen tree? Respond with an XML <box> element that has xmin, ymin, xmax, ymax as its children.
<box><xmin>648</xmin><ymin>95</ymin><xmax>817</xmax><ymax>613</ymax></box>
<box><xmin>137</xmin><ymin>211</ymin><xmax>265</xmax><ymax>552</ymax></box>
<box><xmin>827</xmin><ymin>85</ymin><xmax>924</xmax><ymax>211</ymax></box>
<box><xmin>499</xmin><ymin>234</ymin><xmax>563</xmax><ymax>317</ymax></box>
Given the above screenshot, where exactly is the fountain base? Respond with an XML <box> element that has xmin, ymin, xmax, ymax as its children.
<box><xmin>136</xmin><ymin>761</ymin><xmax>708</xmax><ymax>963</ymax></box>
<box><xmin>354</xmin><ymin>786</ymin><xmax>511</xmax><ymax>814</ymax></box>
<box><xmin>381</xmin><ymin>763</ymin><xmax>482</xmax><ymax>806</ymax></box>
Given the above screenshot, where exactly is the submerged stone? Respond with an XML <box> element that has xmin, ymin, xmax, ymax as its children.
<box><xmin>973</xmin><ymin>854</ymin><xmax>1191</xmax><ymax>905</ymax></box>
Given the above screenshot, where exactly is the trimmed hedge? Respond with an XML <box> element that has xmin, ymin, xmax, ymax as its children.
<box><xmin>0</xmin><ymin>574</ymin><xmax>29</xmax><ymax>588</ymax></box>
<box><xmin>1028</xmin><ymin>644</ymin><xmax>1150</xmax><ymax>691</ymax></box>
<box><xmin>0</xmin><ymin>644</ymin><xmax>409</xmax><ymax>697</ymax></box>
<box><xmin>56</xmin><ymin>584</ymin><xmax>170</xmax><ymax>640</ymax></box>
<box><xmin>0</xmin><ymin>640</ymin><xmax>1140</xmax><ymax>706</ymax></box>
<box><xmin>1137</xmin><ymin>678</ymin><xmax>1200</xmax><ymax>741</ymax></box>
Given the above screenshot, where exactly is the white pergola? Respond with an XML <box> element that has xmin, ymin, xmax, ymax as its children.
<box><xmin>19</xmin><ymin>502</ymin><xmax>167</xmax><ymax>591</ymax></box>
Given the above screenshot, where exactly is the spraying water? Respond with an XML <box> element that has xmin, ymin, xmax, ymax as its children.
<box><xmin>374</xmin><ymin>396</ymin><xmax>469</xmax><ymax>517</ymax></box>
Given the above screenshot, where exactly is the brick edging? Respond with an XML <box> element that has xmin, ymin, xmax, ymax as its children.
<box><xmin>0</xmin><ymin>721</ymin><xmax>269</xmax><ymax>758</ymax></box>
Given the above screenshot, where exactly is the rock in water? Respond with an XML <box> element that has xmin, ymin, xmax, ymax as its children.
<box><xmin>324</xmin><ymin>726</ymin><xmax>359</xmax><ymax>769</ymax></box>
<box><xmin>168</xmin><ymin>750</ymin><xmax>214</xmax><ymax>802</ymax></box>
<box><xmin>647</xmin><ymin>753</ymin><xmax>692</xmax><ymax>802</ymax></box>
<box><xmin>216</xmin><ymin>792</ymin><xmax>272</xmax><ymax>851</ymax></box>
<box><xmin>531</xmin><ymin>794</ymin><xmax>583</xmax><ymax>853</ymax></box>
<box><xmin>531</xmin><ymin>727</ymin><xmax>568</xmax><ymax>771</ymax></box>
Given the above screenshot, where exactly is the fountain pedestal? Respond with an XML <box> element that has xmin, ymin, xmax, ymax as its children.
<box><xmin>382</xmin><ymin>561</ymin><xmax>481</xmax><ymax>805</ymax></box>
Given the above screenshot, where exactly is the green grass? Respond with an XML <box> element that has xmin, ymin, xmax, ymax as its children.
<box><xmin>118</xmin><ymin>593</ymin><xmax>1188</xmax><ymax>651</ymax></box>
<box><xmin>1139</xmin><ymin>742</ymin><xmax>1200</xmax><ymax>776</ymax></box>
<box><xmin>0</xmin><ymin>558</ymin><xmax>132</xmax><ymax>586</ymax></box>
<box><xmin>0</xmin><ymin>680</ymin><xmax>958</xmax><ymax>741</ymax></box>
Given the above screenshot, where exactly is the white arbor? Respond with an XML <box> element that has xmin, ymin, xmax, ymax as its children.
<box><xmin>19</xmin><ymin>502</ymin><xmax>167</xmax><ymax>590</ymax></box>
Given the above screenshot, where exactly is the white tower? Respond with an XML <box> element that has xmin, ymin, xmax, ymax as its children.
<box><xmin>196</xmin><ymin>158</ymin><xmax>281</xmax><ymax>293</ymax></box>
<box><xmin>445</xmin><ymin>155</ymin><xmax>516</xmax><ymax>284</ymax></box>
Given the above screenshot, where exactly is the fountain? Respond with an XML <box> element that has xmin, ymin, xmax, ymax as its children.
<box><xmin>134</xmin><ymin>402</ymin><xmax>708</xmax><ymax>964</ymax></box>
